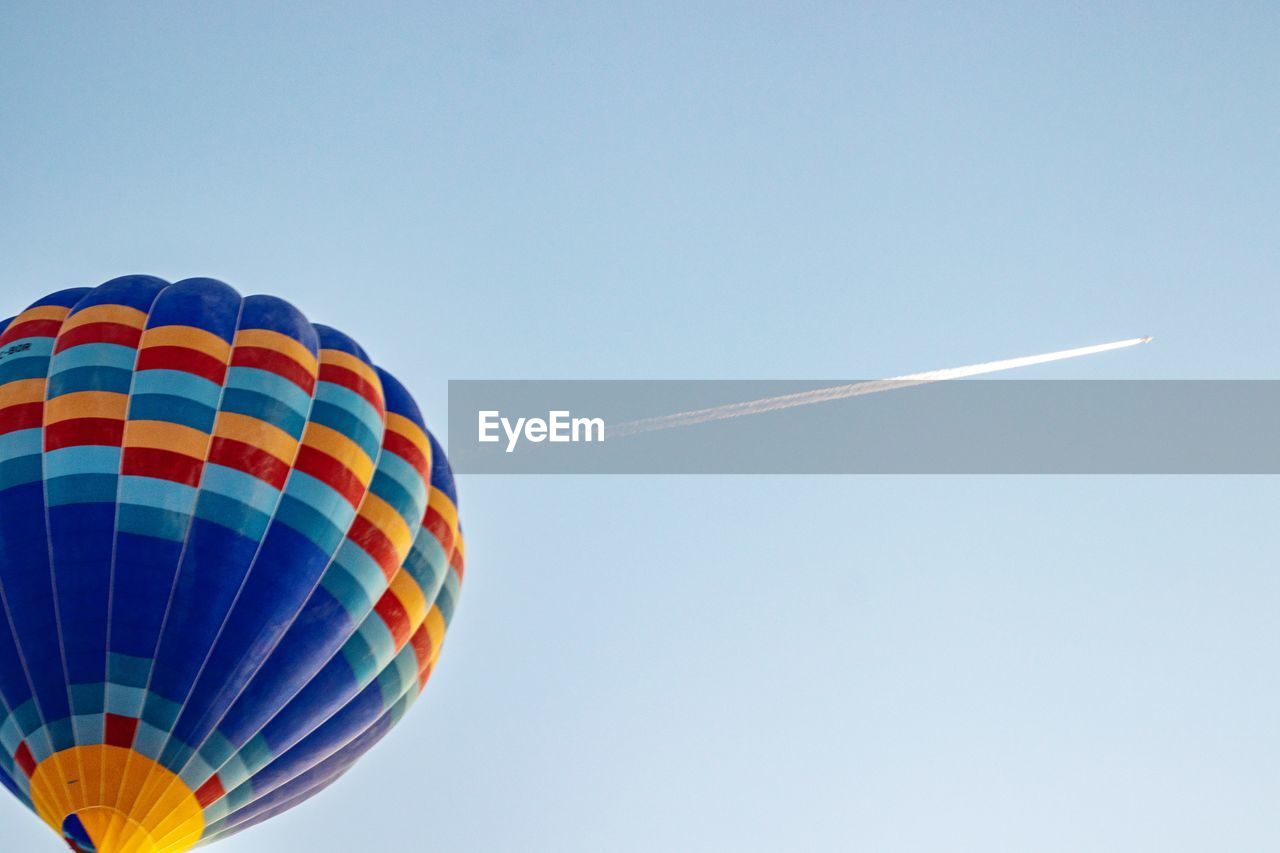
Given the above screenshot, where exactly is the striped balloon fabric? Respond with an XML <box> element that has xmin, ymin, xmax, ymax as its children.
<box><xmin>0</xmin><ymin>277</ymin><xmax>464</xmax><ymax>852</ymax></box>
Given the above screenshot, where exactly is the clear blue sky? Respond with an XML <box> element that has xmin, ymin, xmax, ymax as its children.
<box><xmin>2</xmin><ymin>3</ymin><xmax>1278</xmax><ymax>851</ymax></box>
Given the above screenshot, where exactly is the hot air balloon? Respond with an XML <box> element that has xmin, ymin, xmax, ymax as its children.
<box><xmin>0</xmin><ymin>276</ymin><xmax>464</xmax><ymax>852</ymax></box>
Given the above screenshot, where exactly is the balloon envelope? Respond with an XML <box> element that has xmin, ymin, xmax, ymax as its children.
<box><xmin>0</xmin><ymin>277</ymin><xmax>464</xmax><ymax>852</ymax></box>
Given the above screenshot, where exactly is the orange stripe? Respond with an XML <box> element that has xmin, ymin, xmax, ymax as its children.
<box><xmin>320</xmin><ymin>349</ymin><xmax>381</xmax><ymax>393</ymax></box>
<box><xmin>357</xmin><ymin>493</ymin><xmax>414</xmax><ymax>556</ymax></box>
<box><xmin>140</xmin><ymin>325</ymin><xmax>232</xmax><ymax>361</ymax></box>
<box><xmin>123</xmin><ymin>420</ymin><xmax>210</xmax><ymax>457</ymax></box>
<box><xmin>232</xmin><ymin>329</ymin><xmax>318</xmax><ymax>375</ymax></box>
<box><xmin>0</xmin><ymin>379</ymin><xmax>46</xmax><ymax>408</ymax></box>
<box><xmin>385</xmin><ymin>413</ymin><xmax>431</xmax><ymax>462</ymax></box>
<box><xmin>389</xmin><ymin>571</ymin><xmax>429</xmax><ymax>622</ymax></box>
<box><xmin>422</xmin><ymin>607</ymin><xmax>446</xmax><ymax>662</ymax></box>
<box><xmin>426</xmin><ymin>487</ymin><xmax>459</xmax><ymax>535</ymax></box>
<box><xmin>213</xmin><ymin>411</ymin><xmax>299</xmax><ymax>462</ymax></box>
<box><xmin>11</xmin><ymin>305</ymin><xmax>71</xmax><ymax>324</ymax></box>
<box><xmin>60</xmin><ymin>304</ymin><xmax>148</xmax><ymax>332</ymax></box>
<box><xmin>44</xmin><ymin>391</ymin><xmax>128</xmax><ymax>423</ymax></box>
<box><xmin>301</xmin><ymin>423</ymin><xmax>375</xmax><ymax>485</ymax></box>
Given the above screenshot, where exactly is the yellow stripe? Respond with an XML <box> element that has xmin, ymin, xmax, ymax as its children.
<box><xmin>60</xmin><ymin>304</ymin><xmax>149</xmax><ymax>332</ymax></box>
<box><xmin>389</xmin><ymin>570</ymin><xmax>429</xmax><ymax>627</ymax></box>
<box><xmin>357</xmin><ymin>493</ymin><xmax>415</xmax><ymax>557</ymax></box>
<box><xmin>29</xmin><ymin>746</ymin><xmax>203</xmax><ymax>853</ymax></box>
<box><xmin>427</xmin><ymin>487</ymin><xmax>459</xmax><ymax>535</ymax></box>
<box><xmin>0</xmin><ymin>378</ymin><xmax>46</xmax><ymax>408</ymax></box>
<box><xmin>233</xmin><ymin>328</ymin><xmax>318</xmax><ymax>375</ymax></box>
<box><xmin>140</xmin><ymin>325</ymin><xmax>232</xmax><ymax>361</ymax></box>
<box><xmin>123</xmin><ymin>420</ymin><xmax>210</xmax><ymax>457</ymax></box>
<box><xmin>384</xmin><ymin>413</ymin><xmax>432</xmax><ymax>467</ymax></box>
<box><xmin>423</xmin><ymin>606</ymin><xmax>446</xmax><ymax>662</ymax></box>
<box><xmin>320</xmin><ymin>348</ymin><xmax>382</xmax><ymax>394</ymax></box>
<box><xmin>301</xmin><ymin>422</ymin><xmax>375</xmax><ymax>485</ymax></box>
<box><xmin>45</xmin><ymin>391</ymin><xmax>127</xmax><ymax>423</ymax></box>
<box><xmin>213</xmin><ymin>411</ymin><xmax>299</xmax><ymax>461</ymax></box>
<box><xmin>11</xmin><ymin>305</ymin><xmax>71</xmax><ymax>324</ymax></box>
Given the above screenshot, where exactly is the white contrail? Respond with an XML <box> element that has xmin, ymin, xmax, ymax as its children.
<box><xmin>608</xmin><ymin>336</ymin><xmax>1153</xmax><ymax>438</ymax></box>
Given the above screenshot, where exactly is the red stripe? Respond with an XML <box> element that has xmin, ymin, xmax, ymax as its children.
<box><xmin>293</xmin><ymin>445</ymin><xmax>365</xmax><ymax>507</ymax></box>
<box><xmin>0</xmin><ymin>402</ymin><xmax>44</xmax><ymax>435</ymax></box>
<box><xmin>208</xmin><ymin>437</ymin><xmax>291</xmax><ymax>488</ymax></box>
<box><xmin>374</xmin><ymin>590</ymin><xmax>413</xmax><ymax>648</ymax></box>
<box><xmin>347</xmin><ymin>515</ymin><xmax>400</xmax><ymax>578</ymax></box>
<box><xmin>319</xmin><ymin>363</ymin><xmax>383</xmax><ymax>411</ymax></box>
<box><xmin>45</xmin><ymin>417</ymin><xmax>124</xmax><ymax>450</ymax></box>
<box><xmin>53</xmin><ymin>322</ymin><xmax>142</xmax><ymax>353</ymax></box>
<box><xmin>410</xmin><ymin>625</ymin><xmax>435</xmax><ymax>688</ymax></box>
<box><xmin>0</xmin><ymin>318</ymin><xmax>62</xmax><ymax>344</ymax></box>
<box><xmin>423</xmin><ymin>506</ymin><xmax>456</xmax><ymax>556</ymax></box>
<box><xmin>104</xmin><ymin>714</ymin><xmax>139</xmax><ymax>748</ymax></box>
<box><xmin>195</xmin><ymin>776</ymin><xmax>226</xmax><ymax>809</ymax></box>
<box><xmin>136</xmin><ymin>346</ymin><xmax>227</xmax><ymax>384</ymax></box>
<box><xmin>122</xmin><ymin>447</ymin><xmax>205</xmax><ymax>486</ymax></box>
<box><xmin>14</xmin><ymin>742</ymin><xmax>35</xmax><ymax>778</ymax></box>
<box><xmin>231</xmin><ymin>346</ymin><xmax>315</xmax><ymax>394</ymax></box>
<box><xmin>382</xmin><ymin>430</ymin><xmax>428</xmax><ymax>476</ymax></box>
<box><xmin>451</xmin><ymin>548</ymin><xmax>465</xmax><ymax>582</ymax></box>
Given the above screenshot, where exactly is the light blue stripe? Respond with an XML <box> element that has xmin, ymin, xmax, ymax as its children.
<box><xmin>131</xmin><ymin>368</ymin><xmax>223</xmax><ymax>408</ymax></box>
<box><xmin>321</xmin><ymin>564</ymin><xmax>378</xmax><ymax>620</ymax></box>
<box><xmin>315</xmin><ymin>383</ymin><xmax>383</xmax><ymax>451</ymax></box>
<box><xmin>44</xmin><ymin>444</ymin><xmax>121</xmax><ymax>477</ymax></box>
<box><xmin>375</xmin><ymin>452</ymin><xmax>429</xmax><ymax>511</ymax></box>
<box><xmin>47</xmin><ymin>341</ymin><xmax>137</xmax><ymax>372</ymax></box>
<box><xmin>195</xmin><ymin>491</ymin><xmax>273</xmax><ymax>540</ymax></box>
<box><xmin>353</xmin><ymin>620</ymin><xmax>396</xmax><ymax>682</ymax></box>
<box><xmin>0</xmin><ymin>427</ymin><xmax>41</xmax><ymax>462</ymax></box>
<box><xmin>0</xmin><ymin>336</ymin><xmax>55</xmax><ymax>356</ymax></box>
<box><xmin>119</xmin><ymin>474</ymin><xmax>199</xmax><ymax>511</ymax></box>
<box><xmin>180</xmin><ymin>754</ymin><xmax>217</xmax><ymax>789</ymax></box>
<box><xmin>280</xmin><ymin>469</ymin><xmax>342</xmax><ymax>511</ymax></box>
<box><xmin>274</xmin><ymin>494</ymin><xmax>349</xmax><ymax>554</ymax></box>
<box><xmin>203</xmin><ymin>798</ymin><xmax>232</xmax><ymax>824</ymax></box>
<box><xmin>226</xmin><ymin>365</ymin><xmax>313</xmax><ymax>417</ymax></box>
<box><xmin>404</xmin><ymin>537</ymin><xmax>449</xmax><ymax>593</ymax></box>
<box><xmin>104</xmin><ymin>683</ymin><xmax>147</xmax><ymax>718</ymax></box>
<box><xmin>133</xmin><ymin>721</ymin><xmax>168</xmax><ymax>760</ymax></box>
<box><xmin>0</xmin><ymin>715</ymin><xmax>22</xmax><ymax>755</ymax></box>
<box><xmin>329</xmin><ymin>544</ymin><xmax>387</xmax><ymax>605</ymax></box>
<box><xmin>24</xmin><ymin>729</ymin><xmax>54</xmax><ymax>764</ymax></box>
<box><xmin>71</xmin><ymin>715</ymin><xmax>105</xmax><ymax>745</ymax></box>
<box><xmin>200</xmin><ymin>463</ymin><xmax>282</xmax><ymax>515</ymax></box>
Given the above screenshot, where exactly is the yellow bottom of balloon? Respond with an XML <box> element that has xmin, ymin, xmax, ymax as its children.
<box><xmin>29</xmin><ymin>745</ymin><xmax>204</xmax><ymax>853</ymax></box>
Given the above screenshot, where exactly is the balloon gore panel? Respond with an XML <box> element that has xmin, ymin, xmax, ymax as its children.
<box><xmin>0</xmin><ymin>278</ymin><xmax>464</xmax><ymax>853</ymax></box>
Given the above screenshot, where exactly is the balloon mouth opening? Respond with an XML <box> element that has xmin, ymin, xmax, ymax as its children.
<box><xmin>61</xmin><ymin>813</ymin><xmax>98</xmax><ymax>851</ymax></box>
<box><xmin>34</xmin><ymin>746</ymin><xmax>203</xmax><ymax>853</ymax></box>
<box><xmin>59</xmin><ymin>807</ymin><xmax>160</xmax><ymax>853</ymax></box>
